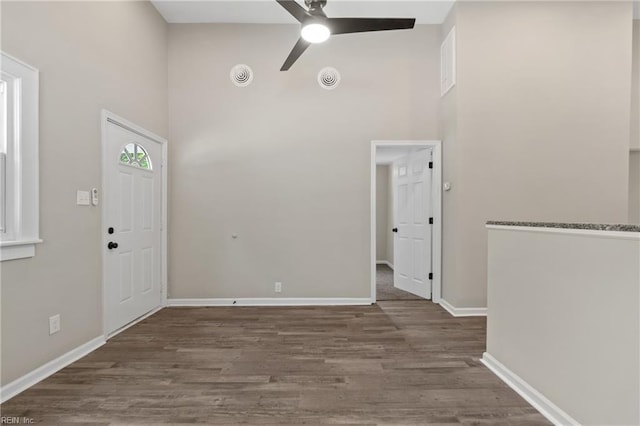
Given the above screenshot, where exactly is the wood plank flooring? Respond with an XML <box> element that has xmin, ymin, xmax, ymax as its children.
<box><xmin>1</xmin><ymin>301</ymin><xmax>549</xmax><ymax>424</ymax></box>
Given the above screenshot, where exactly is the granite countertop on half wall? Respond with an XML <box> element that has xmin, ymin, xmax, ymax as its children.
<box><xmin>486</xmin><ymin>221</ymin><xmax>640</xmax><ymax>233</ymax></box>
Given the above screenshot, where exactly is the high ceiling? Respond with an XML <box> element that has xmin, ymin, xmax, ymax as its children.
<box><xmin>151</xmin><ymin>0</ymin><xmax>456</xmax><ymax>24</ymax></box>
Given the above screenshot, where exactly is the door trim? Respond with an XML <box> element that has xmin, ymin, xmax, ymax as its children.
<box><xmin>370</xmin><ymin>140</ymin><xmax>442</xmax><ymax>304</ymax></box>
<box><xmin>100</xmin><ymin>109</ymin><xmax>168</xmax><ymax>339</ymax></box>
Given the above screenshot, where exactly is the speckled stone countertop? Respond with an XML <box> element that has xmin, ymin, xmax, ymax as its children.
<box><xmin>486</xmin><ymin>221</ymin><xmax>640</xmax><ymax>232</ymax></box>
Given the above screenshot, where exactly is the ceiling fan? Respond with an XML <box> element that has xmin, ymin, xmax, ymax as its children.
<box><xmin>276</xmin><ymin>0</ymin><xmax>416</xmax><ymax>71</ymax></box>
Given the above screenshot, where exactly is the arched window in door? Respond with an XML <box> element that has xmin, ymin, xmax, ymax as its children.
<box><xmin>119</xmin><ymin>143</ymin><xmax>152</xmax><ymax>170</ymax></box>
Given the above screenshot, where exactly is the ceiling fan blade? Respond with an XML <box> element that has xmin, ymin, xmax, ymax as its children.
<box><xmin>327</xmin><ymin>18</ymin><xmax>416</xmax><ymax>35</ymax></box>
<box><xmin>281</xmin><ymin>37</ymin><xmax>311</xmax><ymax>71</ymax></box>
<box><xmin>276</xmin><ymin>0</ymin><xmax>310</xmax><ymax>23</ymax></box>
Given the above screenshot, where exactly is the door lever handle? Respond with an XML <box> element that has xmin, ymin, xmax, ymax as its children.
<box><xmin>107</xmin><ymin>241</ymin><xmax>119</xmax><ymax>250</ymax></box>
<box><xmin>392</xmin><ymin>228</ymin><xmax>398</xmax><ymax>233</ymax></box>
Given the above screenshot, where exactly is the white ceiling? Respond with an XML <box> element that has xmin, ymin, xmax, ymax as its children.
<box><xmin>151</xmin><ymin>0</ymin><xmax>455</xmax><ymax>24</ymax></box>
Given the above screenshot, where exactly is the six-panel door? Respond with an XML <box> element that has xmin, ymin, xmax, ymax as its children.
<box><xmin>393</xmin><ymin>149</ymin><xmax>433</xmax><ymax>299</ymax></box>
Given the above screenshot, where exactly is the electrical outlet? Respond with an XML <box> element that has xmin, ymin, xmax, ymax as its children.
<box><xmin>274</xmin><ymin>282</ymin><xmax>282</xmax><ymax>293</ymax></box>
<box><xmin>49</xmin><ymin>314</ymin><xmax>61</xmax><ymax>335</ymax></box>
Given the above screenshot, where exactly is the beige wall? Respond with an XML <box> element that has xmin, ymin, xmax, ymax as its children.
<box><xmin>0</xmin><ymin>1</ymin><xmax>168</xmax><ymax>385</ymax></box>
<box><xmin>443</xmin><ymin>1</ymin><xmax>633</xmax><ymax>307</ymax></box>
<box><xmin>439</xmin><ymin>5</ymin><xmax>459</xmax><ymax>304</ymax></box>
<box><xmin>168</xmin><ymin>24</ymin><xmax>440</xmax><ymax>299</ymax></box>
<box><xmin>631</xmin><ymin>152</ymin><xmax>640</xmax><ymax>223</ymax></box>
<box><xmin>375</xmin><ymin>166</ymin><xmax>389</xmax><ymax>262</ymax></box>
<box><xmin>486</xmin><ymin>227</ymin><xmax>640</xmax><ymax>425</ymax></box>
<box><xmin>631</xmin><ymin>20</ymin><xmax>639</xmax><ymax>151</ymax></box>
<box><xmin>631</xmin><ymin>21</ymin><xmax>640</xmax><ymax>223</ymax></box>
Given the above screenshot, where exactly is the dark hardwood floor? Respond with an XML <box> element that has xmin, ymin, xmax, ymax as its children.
<box><xmin>1</xmin><ymin>301</ymin><xmax>549</xmax><ymax>424</ymax></box>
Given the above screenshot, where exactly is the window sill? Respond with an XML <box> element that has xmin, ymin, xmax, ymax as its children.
<box><xmin>0</xmin><ymin>239</ymin><xmax>43</xmax><ymax>261</ymax></box>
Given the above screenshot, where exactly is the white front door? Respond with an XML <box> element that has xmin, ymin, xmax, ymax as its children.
<box><xmin>393</xmin><ymin>150</ymin><xmax>432</xmax><ymax>299</ymax></box>
<box><xmin>104</xmin><ymin>121</ymin><xmax>162</xmax><ymax>335</ymax></box>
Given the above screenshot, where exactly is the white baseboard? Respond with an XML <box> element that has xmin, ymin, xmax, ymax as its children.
<box><xmin>439</xmin><ymin>299</ymin><xmax>487</xmax><ymax>317</ymax></box>
<box><xmin>376</xmin><ymin>260</ymin><xmax>394</xmax><ymax>269</ymax></box>
<box><xmin>481</xmin><ymin>353</ymin><xmax>579</xmax><ymax>426</ymax></box>
<box><xmin>0</xmin><ymin>335</ymin><xmax>105</xmax><ymax>403</ymax></box>
<box><xmin>167</xmin><ymin>298</ymin><xmax>373</xmax><ymax>307</ymax></box>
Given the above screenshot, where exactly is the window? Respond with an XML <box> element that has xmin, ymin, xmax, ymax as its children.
<box><xmin>440</xmin><ymin>26</ymin><xmax>456</xmax><ymax>97</ymax></box>
<box><xmin>1</xmin><ymin>52</ymin><xmax>40</xmax><ymax>261</ymax></box>
<box><xmin>119</xmin><ymin>143</ymin><xmax>152</xmax><ymax>170</ymax></box>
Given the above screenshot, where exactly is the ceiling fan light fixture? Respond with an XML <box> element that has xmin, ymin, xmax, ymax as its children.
<box><xmin>301</xmin><ymin>23</ymin><xmax>331</xmax><ymax>43</ymax></box>
<box><xmin>276</xmin><ymin>0</ymin><xmax>416</xmax><ymax>71</ymax></box>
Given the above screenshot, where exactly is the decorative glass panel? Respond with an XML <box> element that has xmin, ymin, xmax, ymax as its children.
<box><xmin>119</xmin><ymin>143</ymin><xmax>152</xmax><ymax>170</ymax></box>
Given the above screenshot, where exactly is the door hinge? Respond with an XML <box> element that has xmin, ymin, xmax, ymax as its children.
<box><xmin>428</xmin><ymin>272</ymin><xmax>433</xmax><ymax>280</ymax></box>
<box><xmin>428</xmin><ymin>161</ymin><xmax>433</xmax><ymax>169</ymax></box>
<box><xmin>429</xmin><ymin>217</ymin><xmax>433</xmax><ymax>224</ymax></box>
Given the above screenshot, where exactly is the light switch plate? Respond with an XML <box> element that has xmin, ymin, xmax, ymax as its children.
<box><xmin>77</xmin><ymin>190</ymin><xmax>90</xmax><ymax>206</ymax></box>
<box><xmin>49</xmin><ymin>314</ymin><xmax>61</xmax><ymax>335</ymax></box>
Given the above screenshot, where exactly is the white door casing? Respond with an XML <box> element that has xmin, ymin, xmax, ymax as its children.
<box><xmin>393</xmin><ymin>149</ymin><xmax>432</xmax><ymax>299</ymax></box>
<box><xmin>102</xmin><ymin>111</ymin><xmax>166</xmax><ymax>336</ymax></box>
<box><xmin>370</xmin><ymin>140</ymin><xmax>442</xmax><ymax>304</ymax></box>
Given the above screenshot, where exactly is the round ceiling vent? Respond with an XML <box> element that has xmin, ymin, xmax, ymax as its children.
<box><xmin>230</xmin><ymin>64</ymin><xmax>253</xmax><ymax>87</ymax></box>
<box><xmin>317</xmin><ymin>67</ymin><xmax>341</xmax><ymax>90</ymax></box>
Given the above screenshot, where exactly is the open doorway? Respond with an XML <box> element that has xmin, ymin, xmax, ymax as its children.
<box><xmin>370</xmin><ymin>141</ymin><xmax>442</xmax><ymax>304</ymax></box>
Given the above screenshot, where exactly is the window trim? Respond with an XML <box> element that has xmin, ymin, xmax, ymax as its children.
<box><xmin>0</xmin><ymin>52</ymin><xmax>41</xmax><ymax>261</ymax></box>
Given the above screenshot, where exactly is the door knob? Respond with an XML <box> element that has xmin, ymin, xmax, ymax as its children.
<box><xmin>107</xmin><ymin>241</ymin><xmax>119</xmax><ymax>250</ymax></box>
<box><xmin>392</xmin><ymin>228</ymin><xmax>398</xmax><ymax>233</ymax></box>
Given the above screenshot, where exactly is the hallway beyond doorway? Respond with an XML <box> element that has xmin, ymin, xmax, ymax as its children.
<box><xmin>376</xmin><ymin>264</ymin><xmax>421</xmax><ymax>301</ymax></box>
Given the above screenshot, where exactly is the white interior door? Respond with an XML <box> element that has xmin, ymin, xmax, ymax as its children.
<box><xmin>393</xmin><ymin>149</ymin><xmax>433</xmax><ymax>299</ymax></box>
<box><xmin>104</xmin><ymin>121</ymin><xmax>162</xmax><ymax>335</ymax></box>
